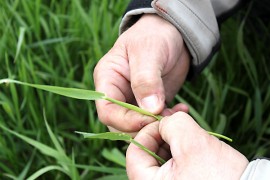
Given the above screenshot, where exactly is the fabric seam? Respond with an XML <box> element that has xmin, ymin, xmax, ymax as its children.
<box><xmin>176</xmin><ymin>0</ymin><xmax>218</xmax><ymax>40</ymax></box>
<box><xmin>153</xmin><ymin>0</ymin><xmax>199</xmax><ymax>62</ymax></box>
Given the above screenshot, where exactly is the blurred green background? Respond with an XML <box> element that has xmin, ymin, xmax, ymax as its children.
<box><xmin>0</xmin><ymin>0</ymin><xmax>269</xmax><ymax>179</ymax></box>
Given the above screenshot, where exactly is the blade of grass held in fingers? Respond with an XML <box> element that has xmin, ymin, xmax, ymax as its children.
<box><xmin>75</xmin><ymin>131</ymin><xmax>132</xmax><ymax>141</ymax></box>
<box><xmin>157</xmin><ymin>115</ymin><xmax>232</xmax><ymax>142</ymax></box>
<box><xmin>207</xmin><ymin>131</ymin><xmax>232</xmax><ymax>142</ymax></box>
<box><xmin>0</xmin><ymin>79</ymin><xmax>232</xmax><ymax>142</ymax></box>
<box><xmin>104</xmin><ymin>97</ymin><xmax>162</xmax><ymax>120</ymax></box>
<box><xmin>0</xmin><ymin>79</ymin><xmax>105</xmax><ymax>100</ymax></box>
<box><xmin>0</xmin><ymin>79</ymin><xmax>162</xmax><ymax>120</ymax></box>
<box><xmin>76</xmin><ymin>131</ymin><xmax>166</xmax><ymax>164</ymax></box>
<box><xmin>129</xmin><ymin>138</ymin><xmax>166</xmax><ymax>164</ymax></box>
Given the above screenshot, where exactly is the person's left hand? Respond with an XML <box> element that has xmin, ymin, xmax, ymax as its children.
<box><xmin>126</xmin><ymin>112</ymin><xmax>249</xmax><ymax>179</ymax></box>
<box><xmin>94</xmin><ymin>14</ymin><xmax>190</xmax><ymax>135</ymax></box>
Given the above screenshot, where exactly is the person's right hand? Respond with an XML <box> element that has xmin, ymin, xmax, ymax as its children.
<box><xmin>126</xmin><ymin>112</ymin><xmax>249</xmax><ymax>179</ymax></box>
<box><xmin>94</xmin><ymin>14</ymin><xmax>190</xmax><ymax>134</ymax></box>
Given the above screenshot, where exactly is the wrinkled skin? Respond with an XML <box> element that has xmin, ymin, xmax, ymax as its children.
<box><xmin>94</xmin><ymin>14</ymin><xmax>190</xmax><ymax>134</ymax></box>
<box><xmin>126</xmin><ymin>112</ymin><xmax>249</xmax><ymax>180</ymax></box>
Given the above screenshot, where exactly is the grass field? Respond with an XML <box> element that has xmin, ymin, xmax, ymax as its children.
<box><xmin>0</xmin><ymin>0</ymin><xmax>270</xmax><ymax>179</ymax></box>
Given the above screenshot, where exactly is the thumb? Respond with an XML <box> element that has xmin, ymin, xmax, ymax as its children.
<box><xmin>123</xmin><ymin>14</ymin><xmax>174</xmax><ymax>114</ymax></box>
<box><xmin>129</xmin><ymin>52</ymin><xmax>166</xmax><ymax>114</ymax></box>
<box><xmin>159</xmin><ymin>112</ymin><xmax>208</xmax><ymax>164</ymax></box>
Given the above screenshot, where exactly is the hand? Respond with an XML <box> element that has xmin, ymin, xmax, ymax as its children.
<box><xmin>94</xmin><ymin>14</ymin><xmax>190</xmax><ymax>134</ymax></box>
<box><xmin>126</xmin><ymin>112</ymin><xmax>249</xmax><ymax>179</ymax></box>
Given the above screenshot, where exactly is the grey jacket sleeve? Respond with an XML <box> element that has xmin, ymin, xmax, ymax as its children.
<box><xmin>120</xmin><ymin>0</ymin><xmax>242</xmax><ymax>76</ymax></box>
<box><xmin>241</xmin><ymin>159</ymin><xmax>270</xmax><ymax>180</ymax></box>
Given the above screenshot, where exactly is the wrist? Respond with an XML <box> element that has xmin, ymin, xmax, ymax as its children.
<box><xmin>137</xmin><ymin>14</ymin><xmax>181</xmax><ymax>36</ymax></box>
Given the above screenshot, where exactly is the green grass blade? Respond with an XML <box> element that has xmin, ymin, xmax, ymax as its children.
<box><xmin>0</xmin><ymin>79</ymin><xmax>105</xmax><ymax>100</ymax></box>
<box><xmin>102</xmin><ymin>148</ymin><xmax>126</xmax><ymax>167</ymax></box>
<box><xmin>215</xmin><ymin>114</ymin><xmax>226</xmax><ymax>134</ymax></box>
<box><xmin>96</xmin><ymin>174</ymin><xmax>128</xmax><ymax>180</ymax></box>
<box><xmin>43</xmin><ymin>109</ymin><xmax>65</xmax><ymax>155</ymax></box>
<box><xmin>75</xmin><ymin>131</ymin><xmax>131</xmax><ymax>141</ymax></box>
<box><xmin>70</xmin><ymin>150</ymin><xmax>80</xmax><ymax>180</ymax></box>
<box><xmin>17</xmin><ymin>151</ymin><xmax>35</xmax><ymax>180</ymax></box>
<box><xmin>2</xmin><ymin>174</ymin><xmax>17</xmax><ymax>180</ymax></box>
<box><xmin>0</xmin><ymin>124</ymin><xmax>69</xmax><ymax>164</ymax></box>
<box><xmin>43</xmin><ymin>109</ymin><xmax>81</xmax><ymax>180</ymax></box>
<box><xmin>14</xmin><ymin>27</ymin><xmax>26</xmax><ymax>63</ymax></box>
<box><xmin>77</xmin><ymin>131</ymin><xmax>166</xmax><ymax>165</ymax></box>
<box><xmin>75</xmin><ymin>164</ymin><xmax>126</xmax><ymax>174</ymax></box>
<box><xmin>130</xmin><ymin>139</ymin><xmax>166</xmax><ymax>165</ymax></box>
<box><xmin>1</xmin><ymin>115</ymin><xmax>79</xmax><ymax>178</ymax></box>
<box><xmin>0</xmin><ymin>79</ymin><xmax>161</xmax><ymax>121</ymax></box>
<box><xmin>27</xmin><ymin>37</ymin><xmax>74</xmax><ymax>48</ymax></box>
<box><xmin>27</xmin><ymin>165</ymin><xmax>69</xmax><ymax>180</ymax></box>
<box><xmin>207</xmin><ymin>131</ymin><xmax>232</xmax><ymax>142</ymax></box>
<box><xmin>104</xmin><ymin>97</ymin><xmax>162</xmax><ymax>120</ymax></box>
<box><xmin>0</xmin><ymin>124</ymin><xmax>78</xmax><ymax>178</ymax></box>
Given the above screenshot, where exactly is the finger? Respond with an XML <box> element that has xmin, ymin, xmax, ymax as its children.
<box><xmin>128</xmin><ymin>42</ymin><xmax>166</xmax><ymax>114</ymax></box>
<box><xmin>125</xmin><ymin>17</ymin><xmax>170</xmax><ymax>114</ymax></box>
<box><xmin>159</xmin><ymin>112</ymin><xmax>209</xmax><ymax>165</ymax></box>
<box><xmin>172</xmin><ymin>103</ymin><xmax>189</xmax><ymax>113</ymax></box>
<box><xmin>159</xmin><ymin>112</ymin><xmax>249</xmax><ymax>179</ymax></box>
<box><xmin>94</xmin><ymin>50</ymin><xmax>155</xmax><ymax>132</ymax></box>
<box><xmin>126</xmin><ymin>121</ymin><xmax>162</xmax><ymax>179</ymax></box>
<box><xmin>161</xmin><ymin>103</ymin><xmax>189</xmax><ymax>116</ymax></box>
<box><xmin>127</xmin><ymin>32</ymin><xmax>190</xmax><ymax>114</ymax></box>
<box><xmin>161</xmin><ymin>108</ymin><xmax>174</xmax><ymax>117</ymax></box>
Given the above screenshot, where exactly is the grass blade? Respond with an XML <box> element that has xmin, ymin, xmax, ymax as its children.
<box><xmin>0</xmin><ymin>124</ymin><xmax>68</xmax><ymax>162</ymax></box>
<box><xmin>0</xmin><ymin>79</ymin><xmax>105</xmax><ymax>100</ymax></box>
<box><xmin>43</xmin><ymin>109</ymin><xmax>65</xmax><ymax>154</ymax></box>
<box><xmin>130</xmin><ymin>138</ymin><xmax>166</xmax><ymax>164</ymax></box>
<box><xmin>207</xmin><ymin>131</ymin><xmax>232</xmax><ymax>142</ymax></box>
<box><xmin>44</xmin><ymin>111</ymin><xmax>79</xmax><ymax>179</ymax></box>
<box><xmin>0</xmin><ymin>79</ymin><xmax>161</xmax><ymax>121</ymax></box>
<box><xmin>17</xmin><ymin>151</ymin><xmax>35</xmax><ymax>180</ymax></box>
<box><xmin>102</xmin><ymin>148</ymin><xmax>126</xmax><ymax>167</ymax></box>
<box><xmin>96</xmin><ymin>174</ymin><xmax>128</xmax><ymax>180</ymax></box>
<box><xmin>105</xmin><ymin>97</ymin><xmax>162</xmax><ymax>120</ymax></box>
<box><xmin>75</xmin><ymin>131</ymin><xmax>131</xmax><ymax>141</ymax></box>
<box><xmin>75</xmin><ymin>164</ymin><xmax>126</xmax><ymax>174</ymax></box>
<box><xmin>14</xmin><ymin>27</ymin><xmax>26</xmax><ymax>62</ymax></box>
<box><xmin>76</xmin><ymin>131</ymin><xmax>166</xmax><ymax>165</ymax></box>
<box><xmin>27</xmin><ymin>165</ymin><xmax>69</xmax><ymax>180</ymax></box>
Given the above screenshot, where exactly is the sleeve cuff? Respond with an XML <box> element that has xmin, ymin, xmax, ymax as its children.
<box><xmin>120</xmin><ymin>0</ymin><xmax>221</xmax><ymax>77</ymax></box>
<box><xmin>120</xmin><ymin>8</ymin><xmax>157</xmax><ymax>34</ymax></box>
<box><xmin>151</xmin><ymin>0</ymin><xmax>220</xmax><ymax>75</ymax></box>
<box><xmin>240</xmin><ymin>158</ymin><xmax>270</xmax><ymax>180</ymax></box>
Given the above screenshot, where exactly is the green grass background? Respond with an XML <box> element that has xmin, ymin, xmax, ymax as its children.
<box><xmin>0</xmin><ymin>0</ymin><xmax>269</xmax><ymax>179</ymax></box>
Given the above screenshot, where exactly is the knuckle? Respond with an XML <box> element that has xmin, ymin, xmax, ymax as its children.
<box><xmin>123</xmin><ymin>111</ymin><xmax>143</xmax><ymax>131</ymax></box>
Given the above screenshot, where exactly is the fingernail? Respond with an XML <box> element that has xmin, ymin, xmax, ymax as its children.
<box><xmin>140</xmin><ymin>95</ymin><xmax>159</xmax><ymax>113</ymax></box>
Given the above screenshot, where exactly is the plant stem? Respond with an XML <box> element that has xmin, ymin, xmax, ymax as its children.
<box><xmin>105</xmin><ymin>97</ymin><xmax>232</xmax><ymax>142</ymax></box>
<box><xmin>207</xmin><ymin>131</ymin><xmax>232</xmax><ymax>142</ymax></box>
<box><xmin>104</xmin><ymin>97</ymin><xmax>162</xmax><ymax>120</ymax></box>
<box><xmin>129</xmin><ymin>138</ymin><xmax>166</xmax><ymax>165</ymax></box>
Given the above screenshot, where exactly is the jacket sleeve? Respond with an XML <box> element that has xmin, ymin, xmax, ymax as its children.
<box><xmin>240</xmin><ymin>158</ymin><xmax>270</xmax><ymax>180</ymax></box>
<box><xmin>120</xmin><ymin>0</ymin><xmax>242</xmax><ymax>77</ymax></box>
